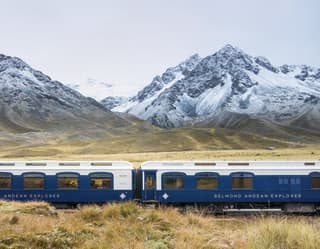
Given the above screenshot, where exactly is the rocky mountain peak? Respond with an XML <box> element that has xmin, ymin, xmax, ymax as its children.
<box><xmin>192</xmin><ymin>44</ymin><xmax>259</xmax><ymax>77</ymax></box>
<box><xmin>108</xmin><ymin>44</ymin><xmax>320</xmax><ymax>131</ymax></box>
<box><xmin>0</xmin><ymin>53</ymin><xmax>129</xmax><ymax>132</ymax></box>
<box><xmin>131</xmin><ymin>53</ymin><xmax>202</xmax><ymax>103</ymax></box>
<box><xmin>216</xmin><ymin>44</ymin><xmax>242</xmax><ymax>55</ymax></box>
<box><xmin>0</xmin><ymin>55</ymin><xmax>30</xmax><ymax>72</ymax></box>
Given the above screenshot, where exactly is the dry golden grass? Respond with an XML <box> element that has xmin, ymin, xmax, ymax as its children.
<box><xmin>0</xmin><ymin>200</ymin><xmax>57</xmax><ymax>216</ymax></box>
<box><xmin>1</xmin><ymin>125</ymin><xmax>320</xmax><ymax>159</ymax></box>
<box><xmin>0</xmin><ymin>201</ymin><xmax>320</xmax><ymax>249</ymax></box>
<box><xmin>246</xmin><ymin>217</ymin><xmax>320</xmax><ymax>249</ymax></box>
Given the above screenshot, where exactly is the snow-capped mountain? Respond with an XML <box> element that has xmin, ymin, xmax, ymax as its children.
<box><xmin>0</xmin><ymin>54</ymin><xmax>129</xmax><ymax>132</ymax></box>
<box><xmin>101</xmin><ymin>96</ymin><xmax>128</xmax><ymax>110</ymax></box>
<box><xmin>67</xmin><ymin>78</ymin><xmax>114</xmax><ymax>101</ymax></box>
<box><xmin>110</xmin><ymin>53</ymin><xmax>202</xmax><ymax>117</ymax></box>
<box><xmin>110</xmin><ymin>45</ymin><xmax>320</xmax><ymax>131</ymax></box>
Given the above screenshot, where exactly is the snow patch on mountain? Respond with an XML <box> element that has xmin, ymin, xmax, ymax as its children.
<box><xmin>111</xmin><ymin>54</ymin><xmax>202</xmax><ymax>114</ymax></box>
<box><xmin>101</xmin><ymin>96</ymin><xmax>128</xmax><ymax>110</ymax></box>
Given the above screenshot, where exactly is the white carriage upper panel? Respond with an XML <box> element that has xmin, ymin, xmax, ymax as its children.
<box><xmin>141</xmin><ymin>161</ymin><xmax>320</xmax><ymax>175</ymax></box>
<box><xmin>0</xmin><ymin>161</ymin><xmax>133</xmax><ymax>175</ymax></box>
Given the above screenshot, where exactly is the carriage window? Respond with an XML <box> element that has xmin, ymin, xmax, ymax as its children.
<box><xmin>305</xmin><ymin>162</ymin><xmax>315</xmax><ymax>166</ymax></box>
<box><xmin>0</xmin><ymin>173</ymin><xmax>11</xmax><ymax>189</ymax></box>
<box><xmin>195</xmin><ymin>162</ymin><xmax>216</xmax><ymax>166</ymax></box>
<box><xmin>57</xmin><ymin>173</ymin><xmax>78</xmax><ymax>189</ymax></box>
<box><xmin>91</xmin><ymin>162</ymin><xmax>112</xmax><ymax>166</ymax></box>
<box><xmin>26</xmin><ymin>163</ymin><xmax>47</xmax><ymax>167</ymax></box>
<box><xmin>228</xmin><ymin>163</ymin><xmax>249</xmax><ymax>166</ymax></box>
<box><xmin>163</xmin><ymin>174</ymin><xmax>184</xmax><ymax>189</ymax></box>
<box><xmin>145</xmin><ymin>176</ymin><xmax>155</xmax><ymax>189</ymax></box>
<box><xmin>59</xmin><ymin>162</ymin><xmax>80</xmax><ymax>166</ymax></box>
<box><xmin>24</xmin><ymin>173</ymin><xmax>44</xmax><ymax>189</ymax></box>
<box><xmin>232</xmin><ymin>173</ymin><xmax>253</xmax><ymax>189</ymax></box>
<box><xmin>90</xmin><ymin>173</ymin><xmax>112</xmax><ymax>189</ymax></box>
<box><xmin>197</xmin><ymin>173</ymin><xmax>218</xmax><ymax>189</ymax></box>
<box><xmin>0</xmin><ymin>163</ymin><xmax>15</xmax><ymax>166</ymax></box>
<box><xmin>311</xmin><ymin>173</ymin><xmax>320</xmax><ymax>189</ymax></box>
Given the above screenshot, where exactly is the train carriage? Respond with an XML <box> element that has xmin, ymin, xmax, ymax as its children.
<box><xmin>0</xmin><ymin>161</ymin><xmax>134</xmax><ymax>204</ymax></box>
<box><xmin>2</xmin><ymin>160</ymin><xmax>320</xmax><ymax>213</ymax></box>
<box><xmin>140</xmin><ymin>161</ymin><xmax>320</xmax><ymax>212</ymax></box>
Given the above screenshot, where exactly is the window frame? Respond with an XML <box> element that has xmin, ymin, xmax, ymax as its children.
<box><xmin>0</xmin><ymin>172</ymin><xmax>12</xmax><ymax>189</ymax></box>
<box><xmin>56</xmin><ymin>172</ymin><xmax>79</xmax><ymax>190</ymax></box>
<box><xmin>22</xmin><ymin>172</ymin><xmax>45</xmax><ymax>190</ymax></box>
<box><xmin>310</xmin><ymin>172</ymin><xmax>320</xmax><ymax>189</ymax></box>
<box><xmin>89</xmin><ymin>172</ymin><xmax>113</xmax><ymax>190</ymax></box>
<box><xmin>231</xmin><ymin>172</ymin><xmax>254</xmax><ymax>190</ymax></box>
<box><xmin>195</xmin><ymin>172</ymin><xmax>219</xmax><ymax>190</ymax></box>
<box><xmin>162</xmin><ymin>172</ymin><xmax>185</xmax><ymax>190</ymax></box>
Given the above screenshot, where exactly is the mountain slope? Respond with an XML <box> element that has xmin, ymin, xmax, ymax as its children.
<box><xmin>112</xmin><ymin>54</ymin><xmax>202</xmax><ymax>122</ymax></box>
<box><xmin>0</xmin><ymin>54</ymin><xmax>130</xmax><ymax>133</ymax></box>
<box><xmin>101</xmin><ymin>96</ymin><xmax>128</xmax><ymax>110</ymax></box>
<box><xmin>110</xmin><ymin>45</ymin><xmax>320</xmax><ymax>131</ymax></box>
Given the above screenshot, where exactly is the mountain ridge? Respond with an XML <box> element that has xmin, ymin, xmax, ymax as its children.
<box><xmin>106</xmin><ymin>45</ymin><xmax>320</xmax><ymax>132</ymax></box>
<box><xmin>0</xmin><ymin>53</ymin><xmax>130</xmax><ymax>133</ymax></box>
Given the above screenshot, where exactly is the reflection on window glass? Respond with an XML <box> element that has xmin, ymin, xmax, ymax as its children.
<box><xmin>90</xmin><ymin>173</ymin><xmax>112</xmax><ymax>189</ymax></box>
<box><xmin>24</xmin><ymin>173</ymin><xmax>44</xmax><ymax>189</ymax></box>
<box><xmin>145</xmin><ymin>176</ymin><xmax>154</xmax><ymax>189</ymax></box>
<box><xmin>0</xmin><ymin>173</ymin><xmax>11</xmax><ymax>189</ymax></box>
<box><xmin>311</xmin><ymin>174</ymin><xmax>320</xmax><ymax>189</ymax></box>
<box><xmin>232</xmin><ymin>173</ymin><xmax>253</xmax><ymax>189</ymax></box>
<box><xmin>197</xmin><ymin>173</ymin><xmax>218</xmax><ymax>189</ymax></box>
<box><xmin>164</xmin><ymin>174</ymin><xmax>184</xmax><ymax>189</ymax></box>
<box><xmin>57</xmin><ymin>174</ymin><xmax>78</xmax><ymax>189</ymax></box>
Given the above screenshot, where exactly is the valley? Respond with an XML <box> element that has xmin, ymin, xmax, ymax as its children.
<box><xmin>0</xmin><ymin>46</ymin><xmax>319</xmax><ymax>165</ymax></box>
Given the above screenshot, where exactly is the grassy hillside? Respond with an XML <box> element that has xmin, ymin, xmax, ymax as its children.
<box><xmin>0</xmin><ymin>201</ymin><xmax>319</xmax><ymax>249</ymax></box>
<box><xmin>1</xmin><ymin>106</ymin><xmax>320</xmax><ymax>159</ymax></box>
<box><xmin>1</xmin><ymin>125</ymin><xmax>320</xmax><ymax>160</ymax></box>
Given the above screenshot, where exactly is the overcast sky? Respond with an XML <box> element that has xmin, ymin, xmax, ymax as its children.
<box><xmin>1</xmin><ymin>0</ymin><xmax>319</xmax><ymax>97</ymax></box>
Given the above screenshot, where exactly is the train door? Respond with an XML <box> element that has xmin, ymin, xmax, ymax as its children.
<box><xmin>144</xmin><ymin>171</ymin><xmax>157</xmax><ymax>201</ymax></box>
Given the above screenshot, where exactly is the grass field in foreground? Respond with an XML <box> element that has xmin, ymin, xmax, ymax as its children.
<box><xmin>0</xmin><ymin>201</ymin><xmax>319</xmax><ymax>249</ymax></box>
<box><xmin>0</xmin><ymin>147</ymin><xmax>319</xmax><ymax>248</ymax></box>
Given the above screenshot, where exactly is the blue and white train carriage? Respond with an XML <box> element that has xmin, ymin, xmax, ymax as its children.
<box><xmin>0</xmin><ymin>161</ymin><xmax>134</xmax><ymax>204</ymax></box>
<box><xmin>140</xmin><ymin>161</ymin><xmax>320</xmax><ymax>211</ymax></box>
